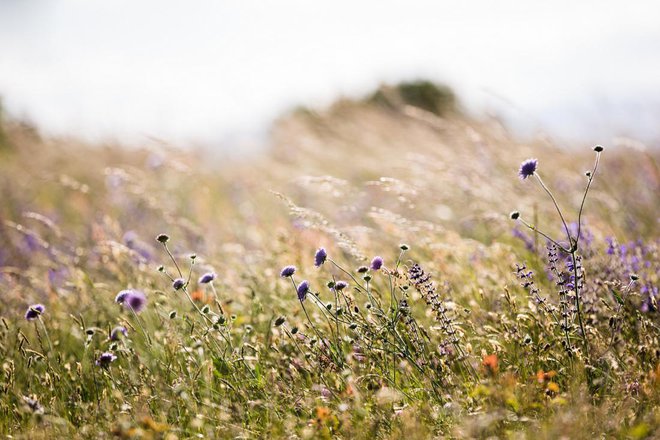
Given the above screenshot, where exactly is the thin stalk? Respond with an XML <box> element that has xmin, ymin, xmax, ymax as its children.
<box><xmin>535</xmin><ymin>173</ymin><xmax>573</xmax><ymax>247</ymax></box>
<box><xmin>576</xmin><ymin>152</ymin><xmax>601</xmax><ymax>246</ymax></box>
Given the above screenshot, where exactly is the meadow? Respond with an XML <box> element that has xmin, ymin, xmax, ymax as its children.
<box><xmin>0</xmin><ymin>85</ymin><xmax>658</xmax><ymax>438</ymax></box>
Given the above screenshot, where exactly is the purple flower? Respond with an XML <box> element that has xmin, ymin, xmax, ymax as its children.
<box><xmin>297</xmin><ymin>280</ymin><xmax>310</xmax><ymax>301</ymax></box>
<box><xmin>110</xmin><ymin>326</ymin><xmax>128</xmax><ymax>341</ymax></box>
<box><xmin>116</xmin><ymin>290</ymin><xmax>147</xmax><ymax>313</ymax></box>
<box><xmin>334</xmin><ymin>281</ymin><xmax>348</xmax><ymax>291</ymax></box>
<box><xmin>25</xmin><ymin>304</ymin><xmax>45</xmax><ymax>321</ymax></box>
<box><xmin>198</xmin><ymin>272</ymin><xmax>216</xmax><ymax>284</ymax></box>
<box><xmin>95</xmin><ymin>352</ymin><xmax>117</xmax><ymax>368</ymax></box>
<box><xmin>280</xmin><ymin>265</ymin><xmax>296</xmax><ymax>278</ymax></box>
<box><xmin>370</xmin><ymin>256</ymin><xmax>384</xmax><ymax>271</ymax></box>
<box><xmin>518</xmin><ymin>158</ymin><xmax>538</xmax><ymax>180</ymax></box>
<box><xmin>115</xmin><ymin>290</ymin><xmax>130</xmax><ymax>304</ymax></box>
<box><xmin>172</xmin><ymin>278</ymin><xmax>185</xmax><ymax>290</ymax></box>
<box><xmin>314</xmin><ymin>248</ymin><xmax>327</xmax><ymax>267</ymax></box>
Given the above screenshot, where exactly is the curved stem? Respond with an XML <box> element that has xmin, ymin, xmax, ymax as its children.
<box><xmin>576</xmin><ymin>152</ymin><xmax>601</xmax><ymax>246</ymax></box>
<box><xmin>535</xmin><ymin>173</ymin><xmax>573</xmax><ymax>247</ymax></box>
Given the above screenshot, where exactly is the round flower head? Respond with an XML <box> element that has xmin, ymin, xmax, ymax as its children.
<box><xmin>110</xmin><ymin>326</ymin><xmax>128</xmax><ymax>341</ymax></box>
<box><xmin>280</xmin><ymin>265</ymin><xmax>296</xmax><ymax>278</ymax></box>
<box><xmin>25</xmin><ymin>304</ymin><xmax>45</xmax><ymax>321</ymax></box>
<box><xmin>172</xmin><ymin>278</ymin><xmax>185</xmax><ymax>290</ymax></box>
<box><xmin>518</xmin><ymin>158</ymin><xmax>538</xmax><ymax>180</ymax></box>
<box><xmin>95</xmin><ymin>352</ymin><xmax>117</xmax><ymax>368</ymax></box>
<box><xmin>198</xmin><ymin>272</ymin><xmax>216</xmax><ymax>284</ymax></box>
<box><xmin>116</xmin><ymin>290</ymin><xmax>147</xmax><ymax>313</ymax></box>
<box><xmin>370</xmin><ymin>256</ymin><xmax>384</xmax><ymax>271</ymax></box>
<box><xmin>314</xmin><ymin>248</ymin><xmax>327</xmax><ymax>267</ymax></box>
<box><xmin>115</xmin><ymin>290</ymin><xmax>130</xmax><ymax>304</ymax></box>
<box><xmin>297</xmin><ymin>280</ymin><xmax>310</xmax><ymax>301</ymax></box>
<box><xmin>334</xmin><ymin>281</ymin><xmax>348</xmax><ymax>291</ymax></box>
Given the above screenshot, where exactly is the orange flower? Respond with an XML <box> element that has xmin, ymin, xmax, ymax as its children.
<box><xmin>536</xmin><ymin>369</ymin><xmax>556</xmax><ymax>383</ymax></box>
<box><xmin>482</xmin><ymin>354</ymin><xmax>499</xmax><ymax>375</ymax></box>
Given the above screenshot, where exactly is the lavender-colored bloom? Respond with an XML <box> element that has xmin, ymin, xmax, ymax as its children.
<box><xmin>115</xmin><ymin>290</ymin><xmax>130</xmax><ymax>304</ymax></box>
<box><xmin>314</xmin><ymin>248</ymin><xmax>327</xmax><ymax>267</ymax></box>
<box><xmin>172</xmin><ymin>278</ymin><xmax>185</xmax><ymax>290</ymax></box>
<box><xmin>95</xmin><ymin>352</ymin><xmax>117</xmax><ymax>368</ymax></box>
<box><xmin>280</xmin><ymin>265</ymin><xmax>296</xmax><ymax>278</ymax></box>
<box><xmin>370</xmin><ymin>256</ymin><xmax>384</xmax><ymax>271</ymax></box>
<box><xmin>518</xmin><ymin>158</ymin><xmax>538</xmax><ymax>180</ymax></box>
<box><xmin>25</xmin><ymin>304</ymin><xmax>45</xmax><ymax>321</ymax></box>
<box><xmin>198</xmin><ymin>272</ymin><xmax>216</xmax><ymax>284</ymax></box>
<box><xmin>297</xmin><ymin>280</ymin><xmax>310</xmax><ymax>301</ymax></box>
<box><xmin>110</xmin><ymin>326</ymin><xmax>128</xmax><ymax>341</ymax></box>
<box><xmin>116</xmin><ymin>290</ymin><xmax>147</xmax><ymax>313</ymax></box>
<box><xmin>334</xmin><ymin>281</ymin><xmax>348</xmax><ymax>291</ymax></box>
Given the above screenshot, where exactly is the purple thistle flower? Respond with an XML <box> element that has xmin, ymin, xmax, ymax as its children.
<box><xmin>280</xmin><ymin>265</ymin><xmax>296</xmax><ymax>278</ymax></box>
<box><xmin>518</xmin><ymin>158</ymin><xmax>538</xmax><ymax>180</ymax></box>
<box><xmin>116</xmin><ymin>290</ymin><xmax>147</xmax><ymax>313</ymax></box>
<box><xmin>198</xmin><ymin>272</ymin><xmax>216</xmax><ymax>284</ymax></box>
<box><xmin>25</xmin><ymin>304</ymin><xmax>45</xmax><ymax>321</ymax></box>
<box><xmin>370</xmin><ymin>256</ymin><xmax>384</xmax><ymax>271</ymax></box>
<box><xmin>297</xmin><ymin>280</ymin><xmax>310</xmax><ymax>301</ymax></box>
<box><xmin>334</xmin><ymin>281</ymin><xmax>348</xmax><ymax>291</ymax></box>
<box><xmin>95</xmin><ymin>352</ymin><xmax>117</xmax><ymax>368</ymax></box>
<box><xmin>110</xmin><ymin>326</ymin><xmax>128</xmax><ymax>341</ymax></box>
<box><xmin>314</xmin><ymin>248</ymin><xmax>327</xmax><ymax>267</ymax></box>
<box><xmin>172</xmin><ymin>278</ymin><xmax>185</xmax><ymax>290</ymax></box>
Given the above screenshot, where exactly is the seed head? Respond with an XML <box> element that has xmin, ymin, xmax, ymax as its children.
<box><xmin>593</xmin><ymin>145</ymin><xmax>604</xmax><ymax>152</ymax></box>
<box><xmin>334</xmin><ymin>281</ymin><xmax>348</xmax><ymax>291</ymax></box>
<box><xmin>156</xmin><ymin>234</ymin><xmax>170</xmax><ymax>243</ymax></box>
<box><xmin>510</xmin><ymin>211</ymin><xmax>520</xmax><ymax>220</ymax></box>
<box><xmin>274</xmin><ymin>316</ymin><xmax>286</xmax><ymax>327</ymax></box>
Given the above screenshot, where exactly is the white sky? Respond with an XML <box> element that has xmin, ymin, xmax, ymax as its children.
<box><xmin>1</xmin><ymin>0</ymin><xmax>659</xmax><ymax>148</ymax></box>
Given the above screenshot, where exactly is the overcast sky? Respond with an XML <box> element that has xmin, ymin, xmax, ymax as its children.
<box><xmin>1</xmin><ymin>0</ymin><xmax>659</xmax><ymax>148</ymax></box>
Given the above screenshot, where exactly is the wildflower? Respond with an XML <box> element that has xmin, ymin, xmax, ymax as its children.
<box><xmin>482</xmin><ymin>353</ymin><xmax>499</xmax><ymax>375</ymax></box>
<box><xmin>116</xmin><ymin>290</ymin><xmax>147</xmax><ymax>313</ymax></box>
<box><xmin>198</xmin><ymin>272</ymin><xmax>215</xmax><ymax>284</ymax></box>
<box><xmin>518</xmin><ymin>158</ymin><xmax>538</xmax><ymax>180</ymax></box>
<box><xmin>110</xmin><ymin>326</ymin><xmax>128</xmax><ymax>341</ymax></box>
<box><xmin>334</xmin><ymin>281</ymin><xmax>348</xmax><ymax>291</ymax></box>
<box><xmin>370</xmin><ymin>256</ymin><xmax>384</xmax><ymax>271</ymax></box>
<box><xmin>25</xmin><ymin>304</ymin><xmax>45</xmax><ymax>321</ymax></box>
<box><xmin>297</xmin><ymin>280</ymin><xmax>310</xmax><ymax>301</ymax></box>
<box><xmin>314</xmin><ymin>248</ymin><xmax>327</xmax><ymax>267</ymax></box>
<box><xmin>172</xmin><ymin>278</ymin><xmax>185</xmax><ymax>290</ymax></box>
<box><xmin>115</xmin><ymin>290</ymin><xmax>130</xmax><ymax>304</ymax></box>
<box><xmin>280</xmin><ymin>265</ymin><xmax>296</xmax><ymax>278</ymax></box>
<box><xmin>95</xmin><ymin>352</ymin><xmax>117</xmax><ymax>368</ymax></box>
<box><xmin>357</xmin><ymin>266</ymin><xmax>369</xmax><ymax>274</ymax></box>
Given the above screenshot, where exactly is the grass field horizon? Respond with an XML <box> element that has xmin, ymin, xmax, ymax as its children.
<box><xmin>0</xmin><ymin>82</ymin><xmax>658</xmax><ymax>438</ymax></box>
